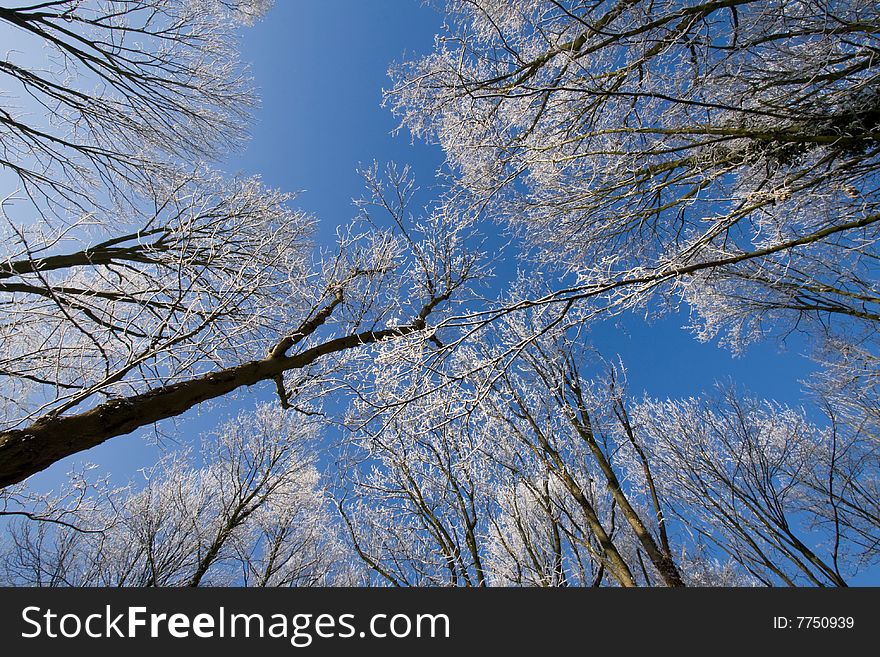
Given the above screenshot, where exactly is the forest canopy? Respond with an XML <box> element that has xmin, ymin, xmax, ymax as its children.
<box><xmin>0</xmin><ymin>0</ymin><xmax>877</xmax><ymax>587</ymax></box>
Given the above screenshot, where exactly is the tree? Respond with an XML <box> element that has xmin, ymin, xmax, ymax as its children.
<box><xmin>0</xmin><ymin>2</ymin><xmax>479</xmax><ymax>487</ymax></box>
<box><xmin>340</xmin><ymin>308</ymin><xmax>686</xmax><ymax>587</ymax></box>
<box><xmin>387</xmin><ymin>0</ymin><xmax>880</xmax><ymax>413</ymax></box>
<box><xmin>9</xmin><ymin>318</ymin><xmax>875</xmax><ymax>587</ymax></box>
<box><xmin>341</xmin><ymin>306</ymin><xmax>878</xmax><ymax>586</ymax></box>
<box><xmin>477</xmin><ymin>324</ymin><xmax>685</xmax><ymax>587</ymax></box>
<box><xmin>629</xmin><ymin>388</ymin><xmax>879</xmax><ymax>586</ymax></box>
<box><xmin>1</xmin><ymin>404</ymin><xmax>354</xmax><ymax>586</ymax></box>
<box><xmin>0</xmin><ymin>0</ymin><xmax>265</xmax><ymax>219</ymax></box>
<box><xmin>370</xmin><ymin>0</ymin><xmax>880</xmax><ymax>586</ymax></box>
<box><xmin>4</xmin><ymin>0</ymin><xmax>877</xmax><ymax>590</ymax></box>
<box><xmin>337</xmin><ymin>385</ymin><xmax>493</xmax><ymax>587</ymax></box>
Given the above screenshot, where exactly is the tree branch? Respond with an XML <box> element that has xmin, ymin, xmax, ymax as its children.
<box><xmin>0</xmin><ymin>297</ymin><xmax>444</xmax><ymax>488</ymax></box>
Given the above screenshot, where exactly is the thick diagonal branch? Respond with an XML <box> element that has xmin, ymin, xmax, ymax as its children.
<box><xmin>0</xmin><ymin>294</ymin><xmax>446</xmax><ymax>488</ymax></box>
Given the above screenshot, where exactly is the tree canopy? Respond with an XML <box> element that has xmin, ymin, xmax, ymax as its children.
<box><xmin>1</xmin><ymin>0</ymin><xmax>878</xmax><ymax>587</ymax></box>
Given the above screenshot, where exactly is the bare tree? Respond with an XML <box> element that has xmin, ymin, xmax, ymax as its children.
<box><xmin>0</xmin><ymin>165</ymin><xmax>479</xmax><ymax>487</ymax></box>
<box><xmin>378</xmin><ymin>8</ymin><xmax>880</xmax><ymax>587</ymax></box>
<box><xmin>340</xmin><ymin>304</ymin><xmax>659</xmax><ymax>587</ymax></box>
<box><xmin>630</xmin><ymin>388</ymin><xmax>879</xmax><ymax>586</ymax></box>
<box><xmin>1</xmin><ymin>170</ymin><xmax>313</xmax><ymax>428</ymax></box>
<box><xmin>485</xmin><ymin>476</ymin><xmax>598</xmax><ymax>587</ymax></box>
<box><xmin>20</xmin><ymin>301</ymin><xmax>864</xmax><ymax>588</ymax></box>
<box><xmin>0</xmin><ymin>5</ymin><xmax>481</xmax><ymax>488</ymax></box>
<box><xmin>337</xmin><ymin>385</ymin><xmax>493</xmax><ymax>587</ymax></box>
<box><xmin>0</xmin><ymin>403</ymin><xmax>353</xmax><ymax>586</ymax></box>
<box><xmin>477</xmin><ymin>320</ymin><xmax>685</xmax><ymax>587</ymax></box>
<box><xmin>0</xmin><ymin>0</ymin><xmax>269</xmax><ymax>219</ymax></box>
<box><xmin>386</xmin><ymin>0</ymin><xmax>880</xmax><ymax>395</ymax></box>
<box><xmin>340</xmin><ymin>302</ymin><xmax>877</xmax><ymax>587</ymax></box>
<box><xmin>5</xmin><ymin>0</ymin><xmax>876</xmax><ymax>591</ymax></box>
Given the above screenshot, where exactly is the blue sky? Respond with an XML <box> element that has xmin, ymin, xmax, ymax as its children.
<box><xmin>229</xmin><ymin>0</ymin><xmax>818</xmax><ymax>403</ymax></box>
<box><xmin>25</xmin><ymin>0</ymin><xmax>819</xmax><ymax>487</ymax></box>
<box><xmin>230</xmin><ymin>0</ymin><xmax>445</xmax><ymax>232</ymax></box>
<box><xmin>14</xmin><ymin>0</ymin><xmax>866</xmax><ymax>582</ymax></box>
<box><xmin>22</xmin><ymin>0</ymin><xmax>450</xmax><ymax>489</ymax></box>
